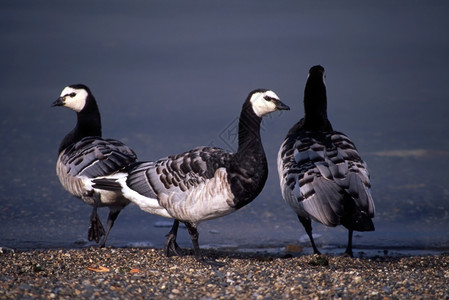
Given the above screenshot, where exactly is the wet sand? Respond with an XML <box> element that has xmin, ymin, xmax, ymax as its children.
<box><xmin>1</xmin><ymin>247</ymin><xmax>448</xmax><ymax>299</ymax></box>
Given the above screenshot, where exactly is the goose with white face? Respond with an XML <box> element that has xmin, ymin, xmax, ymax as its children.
<box><xmin>52</xmin><ymin>86</ymin><xmax>89</xmax><ymax>112</ymax></box>
<box><xmin>250</xmin><ymin>90</ymin><xmax>289</xmax><ymax>117</ymax></box>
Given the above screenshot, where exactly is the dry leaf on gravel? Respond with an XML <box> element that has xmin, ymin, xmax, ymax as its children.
<box><xmin>87</xmin><ymin>266</ymin><xmax>110</xmax><ymax>272</ymax></box>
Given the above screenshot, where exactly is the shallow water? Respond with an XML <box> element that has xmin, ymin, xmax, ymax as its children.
<box><xmin>1</xmin><ymin>1</ymin><xmax>448</xmax><ymax>255</ymax></box>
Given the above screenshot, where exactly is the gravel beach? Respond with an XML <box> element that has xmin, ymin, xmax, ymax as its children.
<box><xmin>1</xmin><ymin>247</ymin><xmax>448</xmax><ymax>299</ymax></box>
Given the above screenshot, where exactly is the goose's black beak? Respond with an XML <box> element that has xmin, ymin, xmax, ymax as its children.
<box><xmin>275</xmin><ymin>100</ymin><xmax>290</xmax><ymax>111</ymax></box>
<box><xmin>51</xmin><ymin>97</ymin><xmax>64</xmax><ymax>107</ymax></box>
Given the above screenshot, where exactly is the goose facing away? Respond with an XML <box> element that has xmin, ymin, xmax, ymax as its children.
<box><xmin>93</xmin><ymin>89</ymin><xmax>290</xmax><ymax>260</ymax></box>
<box><xmin>277</xmin><ymin>66</ymin><xmax>375</xmax><ymax>257</ymax></box>
<box><xmin>52</xmin><ymin>84</ymin><xmax>137</xmax><ymax>247</ymax></box>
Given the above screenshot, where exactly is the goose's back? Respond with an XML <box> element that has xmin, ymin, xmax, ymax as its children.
<box><xmin>278</xmin><ymin>126</ymin><xmax>374</xmax><ymax>227</ymax></box>
<box><xmin>56</xmin><ymin>136</ymin><xmax>137</xmax><ymax>198</ymax></box>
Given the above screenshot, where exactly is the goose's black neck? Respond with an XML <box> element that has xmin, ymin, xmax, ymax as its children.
<box><xmin>303</xmin><ymin>65</ymin><xmax>333</xmax><ymax>131</ymax></box>
<box><xmin>228</xmin><ymin>98</ymin><xmax>268</xmax><ymax>209</ymax></box>
<box><xmin>59</xmin><ymin>96</ymin><xmax>102</xmax><ymax>153</ymax></box>
<box><xmin>236</xmin><ymin>100</ymin><xmax>264</xmax><ymax>155</ymax></box>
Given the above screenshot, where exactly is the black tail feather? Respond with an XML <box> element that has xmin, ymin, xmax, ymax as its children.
<box><xmin>92</xmin><ymin>178</ymin><xmax>122</xmax><ymax>191</ymax></box>
<box><xmin>342</xmin><ymin>210</ymin><xmax>375</xmax><ymax>232</ymax></box>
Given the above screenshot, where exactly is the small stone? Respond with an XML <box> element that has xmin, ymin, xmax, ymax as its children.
<box><xmin>285</xmin><ymin>244</ymin><xmax>303</xmax><ymax>253</ymax></box>
<box><xmin>33</xmin><ymin>263</ymin><xmax>44</xmax><ymax>272</ymax></box>
<box><xmin>308</xmin><ymin>255</ymin><xmax>329</xmax><ymax>266</ymax></box>
<box><xmin>0</xmin><ymin>247</ymin><xmax>14</xmax><ymax>254</ymax></box>
<box><xmin>353</xmin><ymin>276</ymin><xmax>362</xmax><ymax>284</ymax></box>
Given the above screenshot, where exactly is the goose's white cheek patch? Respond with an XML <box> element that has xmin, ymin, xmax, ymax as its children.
<box><xmin>59</xmin><ymin>87</ymin><xmax>88</xmax><ymax>112</ymax></box>
<box><xmin>250</xmin><ymin>93</ymin><xmax>278</xmax><ymax>117</ymax></box>
<box><xmin>65</xmin><ymin>91</ymin><xmax>88</xmax><ymax>112</ymax></box>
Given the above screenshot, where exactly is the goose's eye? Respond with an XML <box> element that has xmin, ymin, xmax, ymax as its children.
<box><xmin>69</xmin><ymin>93</ymin><xmax>76</xmax><ymax>98</ymax></box>
<box><xmin>264</xmin><ymin>96</ymin><xmax>273</xmax><ymax>101</ymax></box>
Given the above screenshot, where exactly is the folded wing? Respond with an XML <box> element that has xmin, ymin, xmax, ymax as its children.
<box><xmin>279</xmin><ymin>131</ymin><xmax>374</xmax><ymax>228</ymax></box>
<box><xmin>61</xmin><ymin>137</ymin><xmax>137</xmax><ymax>178</ymax></box>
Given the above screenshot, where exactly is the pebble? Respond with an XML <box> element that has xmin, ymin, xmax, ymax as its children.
<box><xmin>0</xmin><ymin>248</ymin><xmax>448</xmax><ymax>299</ymax></box>
<box><xmin>285</xmin><ymin>244</ymin><xmax>303</xmax><ymax>253</ymax></box>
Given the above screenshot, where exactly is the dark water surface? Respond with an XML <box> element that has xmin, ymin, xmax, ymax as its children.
<box><xmin>1</xmin><ymin>1</ymin><xmax>448</xmax><ymax>255</ymax></box>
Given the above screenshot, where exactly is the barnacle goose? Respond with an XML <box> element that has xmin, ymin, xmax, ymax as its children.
<box><xmin>52</xmin><ymin>84</ymin><xmax>137</xmax><ymax>247</ymax></box>
<box><xmin>277</xmin><ymin>66</ymin><xmax>375</xmax><ymax>257</ymax></box>
<box><xmin>94</xmin><ymin>89</ymin><xmax>289</xmax><ymax>260</ymax></box>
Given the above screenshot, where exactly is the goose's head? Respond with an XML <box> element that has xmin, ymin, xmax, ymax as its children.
<box><xmin>249</xmin><ymin>89</ymin><xmax>290</xmax><ymax>117</ymax></box>
<box><xmin>307</xmin><ymin>65</ymin><xmax>325</xmax><ymax>81</ymax></box>
<box><xmin>52</xmin><ymin>84</ymin><xmax>91</xmax><ymax>112</ymax></box>
<box><xmin>304</xmin><ymin>65</ymin><xmax>327</xmax><ymax>118</ymax></box>
<box><xmin>305</xmin><ymin>65</ymin><xmax>326</xmax><ymax>103</ymax></box>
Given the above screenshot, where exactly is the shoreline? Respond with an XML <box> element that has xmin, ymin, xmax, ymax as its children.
<box><xmin>1</xmin><ymin>247</ymin><xmax>448</xmax><ymax>299</ymax></box>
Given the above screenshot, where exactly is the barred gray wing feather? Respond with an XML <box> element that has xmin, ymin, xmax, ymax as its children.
<box><xmin>127</xmin><ymin>146</ymin><xmax>233</xmax><ymax>198</ymax></box>
<box><xmin>61</xmin><ymin>137</ymin><xmax>137</xmax><ymax>178</ymax></box>
<box><xmin>124</xmin><ymin>161</ymin><xmax>158</xmax><ymax>198</ymax></box>
<box><xmin>331</xmin><ymin>132</ymin><xmax>374</xmax><ymax>216</ymax></box>
<box><xmin>302</xmin><ymin>174</ymin><xmax>345</xmax><ymax>226</ymax></box>
<box><xmin>278</xmin><ymin>131</ymin><xmax>374</xmax><ymax>226</ymax></box>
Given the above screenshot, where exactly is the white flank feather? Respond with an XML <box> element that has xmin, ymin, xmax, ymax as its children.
<box><xmin>158</xmin><ymin>168</ymin><xmax>235</xmax><ymax>225</ymax></box>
